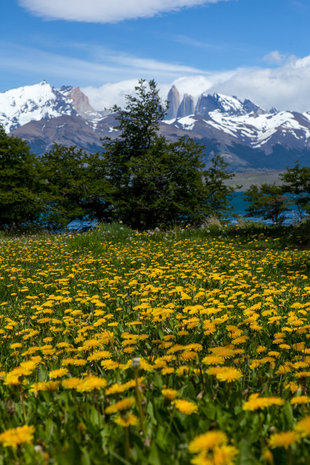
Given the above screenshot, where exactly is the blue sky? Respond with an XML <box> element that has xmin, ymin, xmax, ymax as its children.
<box><xmin>1</xmin><ymin>0</ymin><xmax>310</xmax><ymax>110</ymax></box>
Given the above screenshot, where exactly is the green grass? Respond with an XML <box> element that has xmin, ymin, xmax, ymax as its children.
<box><xmin>0</xmin><ymin>224</ymin><xmax>309</xmax><ymax>464</ymax></box>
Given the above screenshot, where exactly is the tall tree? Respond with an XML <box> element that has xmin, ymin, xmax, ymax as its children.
<box><xmin>102</xmin><ymin>80</ymin><xmax>234</xmax><ymax>229</ymax></box>
<box><xmin>0</xmin><ymin>126</ymin><xmax>42</xmax><ymax>229</ymax></box>
<box><xmin>280</xmin><ymin>162</ymin><xmax>310</xmax><ymax>220</ymax></box>
<box><xmin>203</xmin><ymin>154</ymin><xmax>235</xmax><ymax>218</ymax></box>
<box><xmin>40</xmin><ymin>145</ymin><xmax>111</xmax><ymax>228</ymax></box>
<box><xmin>245</xmin><ymin>184</ymin><xmax>290</xmax><ymax>225</ymax></box>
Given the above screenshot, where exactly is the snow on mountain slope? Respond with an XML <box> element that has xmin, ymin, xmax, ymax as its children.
<box><xmin>0</xmin><ymin>81</ymin><xmax>102</xmax><ymax>133</ymax></box>
<box><xmin>164</xmin><ymin>89</ymin><xmax>310</xmax><ymax>153</ymax></box>
<box><xmin>205</xmin><ymin>109</ymin><xmax>310</xmax><ymax>146</ymax></box>
<box><xmin>59</xmin><ymin>85</ymin><xmax>102</xmax><ymax>122</ymax></box>
<box><xmin>0</xmin><ymin>81</ymin><xmax>78</xmax><ymax>132</ymax></box>
<box><xmin>3</xmin><ymin>80</ymin><xmax>310</xmax><ymax>166</ymax></box>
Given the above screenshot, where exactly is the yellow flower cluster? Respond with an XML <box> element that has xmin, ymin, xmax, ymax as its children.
<box><xmin>0</xmin><ymin>425</ymin><xmax>34</xmax><ymax>448</ymax></box>
<box><xmin>189</xmin><ymin>430</ymin><xmax>238</xmax><ymax>465</ymax></box>
<box><xmin>267</xmin><ymin>414</ymin><xmax>310</xmax><ymax>449</ymax></box>
<box><xmin>0</xmin><ymin>230</ymin><xmax>309</xmax><ymax>462</ymax></box>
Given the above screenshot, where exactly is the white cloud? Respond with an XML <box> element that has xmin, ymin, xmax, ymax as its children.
<box><xmin>3</xmin><ymin>41</ymin><xmax>310</xmax><ymax>113</ymax></box>
<box><xmin>83</xmin><ymin>54</ymin><xmax>310</xmax><ymax>113</ymax></box>
<box><xmin>83</xmin><ymin>80</ymin><xmax>143</xmax><ymax>110</ymax></box>
<box><xmin>172</xmin><ymin>35</ymin><xmax>222</xmax><ymax>50</ymax></box>
<box><xmin>208</xmin><ymin>55</ymin><xmax>310</xmax><ymax>112</ymax></box>
<box><xmin>18</xmin><ymin>0</ymin><xmax>227</xmax><ymax>23</ymax></box>
<box><xmin>263</xmin><ymin>50</ymin><xmax>287</xmax><ymax>65</ymax></box>
<box><xmin>0</xmin><ymin>42</ymin><xmax>208</xmax><ymax>89</ymax></box>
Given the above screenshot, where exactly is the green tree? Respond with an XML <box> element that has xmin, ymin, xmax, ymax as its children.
<box><xmin>40</xmin><ymin>145</ymin><xmax>111</xmax><ymax>229</ymax></box>
<box><xmin>102</xmin><ymin>79</ymin><xmax>234</xmax><ymax>229</ymax></box>
<box><xmin>203</xmin><ymin>154</ymin><xmax>235</xmax><ymax>218</ymax></box>
<box><xmin>280</xmin><ymin>162</ymin><xmax>310</xmax><ymax>220</ymax></box>
<box><xmin>0</xmin><ymin>126</ymin><xmax>43</xmax><ymax>229</ymax></box>
<box><xmin>244</xmin><ymin>183</ymin><xmax>290</xmax><ymax>225</ymax></box>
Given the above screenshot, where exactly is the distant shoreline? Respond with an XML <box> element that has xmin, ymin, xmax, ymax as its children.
<box><xmin>224</xmin><ymin>170</ymin><xmax>284</xmax><ymax>192</ymax></box>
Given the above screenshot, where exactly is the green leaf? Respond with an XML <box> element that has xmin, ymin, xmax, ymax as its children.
<box><xmin>147</xmin><ymin>402</ymin><xmax>157</xmax><ymax>425</ymax></box>
<box><xmin>148</xmin><ymin>442</ymin><xmax>161</xmax><ymax>465</ymax></box>
<box><xmin>282</xmin><ymin>402</ymin><xmax>294</xmax><ymax>429</ymax></box>
<box><xmin>239</xmin><ymin>439</ymin><xmax>260</xmax><ymax>465</ymax></box>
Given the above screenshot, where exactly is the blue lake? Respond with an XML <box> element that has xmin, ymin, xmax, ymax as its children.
<box><xmin>228</xmin><ymin>192</ymin><xmax>302</xmax><ymax>225</ymax></box>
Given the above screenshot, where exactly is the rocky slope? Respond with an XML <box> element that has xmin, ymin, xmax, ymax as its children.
<box><xmin>0</xmin><ymin>81</ymin><xmax>101</xmax><ymax>132</ymax></box>
<box><xmin>2</xmin><ymin>81</ymin><xmax>310</xmax><ymax>170</ymax></box>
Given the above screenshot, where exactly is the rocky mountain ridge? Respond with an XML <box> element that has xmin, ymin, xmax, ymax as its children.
<box><xmin>0</xmin><ymin>81</ymin><xmax>101</xmax><ymax>132</ymax></box>
<box><xmin>2</xmin><ymin>81</ymin><xmax>310</xmax><ymax>171</ymax></box>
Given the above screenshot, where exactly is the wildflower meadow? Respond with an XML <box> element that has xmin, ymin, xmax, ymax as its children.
<box><xmin>0</xmin><ymin>224</ymin><xmax>309</xmax><ymax>464</ymax></box>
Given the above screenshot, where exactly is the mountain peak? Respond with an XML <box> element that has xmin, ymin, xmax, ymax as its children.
<box><xmin>166</xmin><ymin>85</ymin><xmax>180</xmax><ymax>119</ymax></box>
<box><xmin>0</xmin><ymin>82</ymin><xmax>103</xmax><ymax>133</ymax></box>
<box><xmin>69</xmin><ymin>87</ymin><xmax>101</xmax><ymax>121</ymax></box>
<box><xmin>0</xmin><ymin>82</ymin><xmax>77</xmax><ymax>132</ymax></box>
<box><xmin>196</xmin><ymin>92</ymin><xmax>264</xmax><ymax>117</ymax></box>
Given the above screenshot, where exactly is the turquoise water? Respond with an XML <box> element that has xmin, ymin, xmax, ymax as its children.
<box><xmin>228</xmin><ymin>192</ymin><xmax>302</xmax><ymax>225</ymax></box>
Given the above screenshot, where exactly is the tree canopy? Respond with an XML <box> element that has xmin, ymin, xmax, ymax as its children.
<box><xmin>0</xmin><ymin>127</ymin><xmax>43</xmax><ymax>229</ymax></box>
<box><xmin>101</xmin><ymin>79</ymin><xmax>234</xmax><ymax>229</ymax></box>
<box><xmin>280</xmin><ymin>162</ymin><xmax>310</xmax><ymax>220</ymax></box>
<box><xmin>244</xmin><ymin>184</ymin><xmax>290</xmax><ymax>225</ymax></box>
<box><xmin>0</xmin><ymin>80</ymin><xmax>236</xmax><ymax>231</ymax></box>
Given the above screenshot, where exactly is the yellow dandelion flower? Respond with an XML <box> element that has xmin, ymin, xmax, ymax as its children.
<box><xmin>290</xmin><ymin>396</ymin><xmax>310</xmax><ymax>405</ymax></box>
<box><xmin>162</xmin><ymin>367</ymin><xmax>175</xmax><ymax>375</ymax></box>
<box><xmin>114</xmin><ymin>414</ymin><xmax>139</xmax><ymax>427</ymax></box>
<box><xmin>213</xmin><ymin>445</ymin><xmax>238</xmax><ymax>465</ymax></box>
<box><xmin>62</xmin><ymin>358</ymin><xmax>87</xmax><ymax>367</ymax></box>
<box><xmin>106</xmin><ymin>377</ymin><xmax>144</xmax><ymax>396</ymax></box>
<box><xmin>173</xmin><ymin>399</ymin><xmax>198</xmax><ymax>415</ymax></box>
<box><xmin>62</xmin><ymin>378</ymin><xmax>81</xmax><ymax>389</ymax></box>
<box><xmin>263</xmin><ymin>449</ymin><xmax>273</xmax><ymax>464</ymax></box>
<box><xmin>189</xmin><ymin>431</ymin><xmax>228</xmax><ymax>453</ymax></box>
<box><xmin>243</xmin><ymin>394</ymin><xmax>285</xmax><ymax>411</ymax></box>
<box><xmin>0</xmin><ymin>425</ymin><xmax>34</xmax><ymax>448</ymax></box>
<box><xmin>215</xmin><ymin>367</ymin><xmax>243</xmax><ymax>382</ymax></box>
<box><xmin>210</xmin><ymin>347</ymin><xmax>235</xmax><ymax>359</ymax></box>
<box><xmin>181</xmin><ymin>351</ymin><xmax>197</xmax><ymax>361</ymax></box>
<box><xmin>101</xmin><ymin>360</ymin><xmax>119</xmax><ymax>370</ymax></box>
<box><xmin>76</xmin><ymin>375</ymin><xmax>107</xmax><ymax>392</ymax></box>
<box><xmin>206</xmin><ymin>367</ymin><xmax>223</xmax><ymax>376</ymax></box>
<box><xmin>295</xmin><ymin>415</ymin><xmax>310</xmax><ymax>437</ymax></box>
<box><xmin>30</xmin><ymin>381</ymin><xmax>60</xmax><ymax>393</ymax></box>
<box><xmin>295</xmin><ymin>371</ymin><xmax>310</xmax><ymax>378</ymax></box>
<box><xmin>284</xmin><ymin>382</ymin><xmax>299</xmax><ymax>393</ymax></box>
<box><xmin>49</xmin><ymin>368</ymin><xmax>69</xmax><ymax>379</ymax></box>
<box><xmin>4</xmin><ymin>373</ymin><xmax>21</xmax><ymax>385</ymax></box>
<box><xmin>202</xmin><ymin>355</ymin><xmax>225</xmax><ymax>366</ymax></box>
<box><xmin>162</xmin><ymin>388</ymin><xmax>179</xmax><ymax>401</ymax></box>
<box><xmin>105</xmin><ymin>397</ymin><xmax>135</xmax><ymax>415</ymax></box>
<box><xmin>87</xmin><ymin>350</ymin><xmax>112</xmax><ymax>362</ymax></box>
<box><xmin>269</xmin><ymin>431</ymin><xmax>298</xmax><ymax>449</ymax></box>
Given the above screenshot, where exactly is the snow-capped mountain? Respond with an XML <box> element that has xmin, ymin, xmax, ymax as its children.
<box><xmin>0</xmin><ymin>81</ymin><xmax>101</xmax><ymax>132</ymax></box>
<box><xmin>165</xmin><ymin>87</ymin><xmax>310</xmax><ymax>158</ymax></box>
<box><xmin>2</xmin><ymin>80</ymin><xmax>310</xmax><ymax>170</ymax></box>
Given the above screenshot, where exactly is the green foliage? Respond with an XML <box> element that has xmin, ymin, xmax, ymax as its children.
<box><xmin>102</xmin><ymin>80</ymin><xmax>234</xmax><ymax>229</ymax></box>
<box><xmin>66</xmin><ymin>222</ymin><xmax>134</xmax><ymax>253</ymax></box>
<box><xmin>0</xmin><ymin>82</ymin><xmax>236</xmax><ymax>232</ymax></box>
<box><xmin>244</xmin><ymin>184</ymin><xmax>290</xmax><ymax>225</ymax></box>
<box><xmin>203</xmin><ymin>154</ymin><xmax>235</xmax><ymax>217</ymax></box>
<box><xmin>39</xmin><ymin>145</ymin><xmax>111</xmax><ymax>229</ymax></box>
<box><xmin>280</xmin><ymin>162</ymin><xmax>310</xmax><ymax>220</ymax></box>
<box><xmin>0</xmin><ymin>126</ymin><xmax>43</xmax><ymax>229</ymax></box>
<box><xmin>111</xmin><ymin>79</ymin><xmax>167</xmax><ymax>157</ymax></box>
